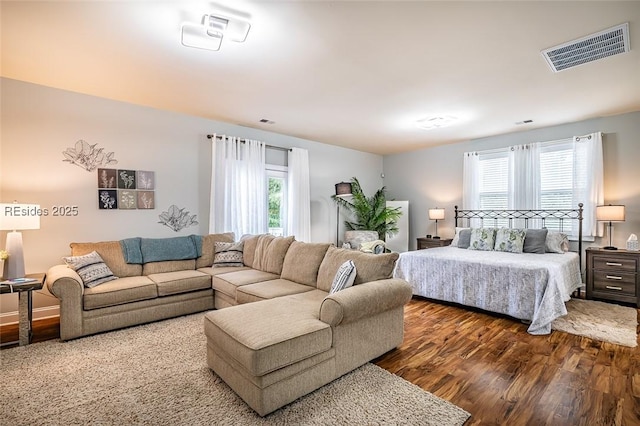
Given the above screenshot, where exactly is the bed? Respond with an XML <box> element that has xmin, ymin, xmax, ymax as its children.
<box><xmin>393</xmin><ymin>205</ymin><xmax>584</xmax><ymax>334</ymax></box>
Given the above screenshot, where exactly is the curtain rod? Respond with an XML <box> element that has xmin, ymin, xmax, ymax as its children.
<box><xmin>207</xmin><ymin>134</ymin><xmax>291</xmax><ymax>152</ymax></box>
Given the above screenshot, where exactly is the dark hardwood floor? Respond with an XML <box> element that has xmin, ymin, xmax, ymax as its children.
<box><xmin>2</xmin><ymin>299</ymin><xmax>639</xmax><ymax>425</ymax></box>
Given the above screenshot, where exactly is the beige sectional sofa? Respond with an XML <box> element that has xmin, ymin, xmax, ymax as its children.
<box><xmin>46</xmin><ymin>232</ymin><xmax>412</xmax><ymax>416</ymax></box>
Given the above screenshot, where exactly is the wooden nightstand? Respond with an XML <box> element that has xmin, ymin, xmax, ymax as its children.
<box><xmin>417</xmin><ymin>237</ymin><xmax>453</xmax><ymax>250</ymax></box>
<box><xmin>586</xmin><ymin>247</ymin><xmax>639</xmax><ymax>307</ymax></box>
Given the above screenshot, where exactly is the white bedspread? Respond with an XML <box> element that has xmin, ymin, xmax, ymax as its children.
<box><xmin>393</xmin><ymin>246</ymin><xmax>582</xmax><ymax>334</ymax></box>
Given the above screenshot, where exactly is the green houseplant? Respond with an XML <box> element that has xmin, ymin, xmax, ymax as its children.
<box><xmin>331</xmin><ymin>177</ymin><xmax>402</xmax><ymax>240</ymax></box>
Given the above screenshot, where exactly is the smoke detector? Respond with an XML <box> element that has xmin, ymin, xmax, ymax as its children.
<box><xmin>541</xmin><ymin>22</ymin><xmax>630</xmax><ymax>72</ymax></box>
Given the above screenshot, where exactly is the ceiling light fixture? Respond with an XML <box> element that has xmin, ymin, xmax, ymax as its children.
<box><xmin>416</xmin><ymin>116</ymin><xmax>458</xmax><ymax>130</ymax></box>
<box><xmin>181</xmin><ymin>14</ymin><xmax>251</xmax><ymax>51</ymax></box>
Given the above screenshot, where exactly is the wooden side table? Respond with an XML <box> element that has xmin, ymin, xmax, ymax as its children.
<box><xmin>0</xmin><ymin>273</ymin><xmax>45</xmax><ymax>345</ymax></box>
<box><xmin>417</xmin><ymin>237</ymin><xmax>453</xmax><ymax>250</ymax></box>
<box><xmin>585</xmin><ymin>248</ymin><xmax>639</xmax><ymax>307</ymax></box>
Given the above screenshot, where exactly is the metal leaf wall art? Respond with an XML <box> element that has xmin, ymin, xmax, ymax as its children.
<box><xmin>158</xmin><ymin>205</ymin><xmax>199</xmax><ymax>232</ymax></box>
<box><xmin>63</xmin><ymin>139</ymin><xmax>118</xmax><ymax>171</ymax></box>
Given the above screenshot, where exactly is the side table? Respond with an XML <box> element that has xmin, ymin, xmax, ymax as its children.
<box><xmin>0</xmin><ymin>273</ymin><xmax>45</xmax><ymax>346</ymax></box>
<box><xmin>417</xmin><ymin>237</ymin><xmax>453</xmax><ymax>250</ymax></box>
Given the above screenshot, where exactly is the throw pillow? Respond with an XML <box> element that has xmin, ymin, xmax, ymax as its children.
<box><xmin>457</xmin><ymin>229</ymin><xmax>472</xmax><ymax>249</ymax></box>
<box><xmin>494</xmin><ymin>228</ymin><xmax>526</xmax><ymax>253</ymax></box>
<box><xmin>468</xmin><ymin>228</ymin><xmax>497</xmax><ymax>251</ymax></box>
<box><xmin>523</xmin><ymin>229</ymin><xmax>548</xmax><ymax>254</ymax></box>
<box><xmin>545</xmin><ymin>231</ymin><xmax>569</xmax><ymax>254</ymax></box>
<box><xmin>213</xmin><ymin>241</ymin><xmax>244</xmax><ymax>267</ymax></box>
<box><xmin>329</xmin><ymin>260</ymin><xmax>357</xmax><ymax>294</ymax></box>
<box><xmin>63</xmin><ymin>251</ymin><xmax>118</xmax><ymax>288</ymax></box>
<box><xmin>451</xmin><ymin>227</ymin><xmax>469</xmax><ymax>247</ymax></box>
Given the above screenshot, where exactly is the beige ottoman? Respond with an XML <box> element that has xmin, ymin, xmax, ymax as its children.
<box><xmin>203</xmin><ymin>291</ymin><xmax>337</xmax><ymax>416</ymax></box>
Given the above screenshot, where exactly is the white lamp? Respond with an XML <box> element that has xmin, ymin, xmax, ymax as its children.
<box><xmin>428</xmin><ymin>208</ymin><xmax>445</xmax><ymax>239</ymax></box>
<box><xmin>0</xmin><ymin>203</ymin><xmax>41</xmax><ymax>279</ymax></box>
<box><xmin>596</xmin><ymin>204</ymin><xmax>625</xmax><ymax>250</ymax></box>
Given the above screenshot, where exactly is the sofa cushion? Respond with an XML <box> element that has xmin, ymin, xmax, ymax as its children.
<box><xmin>148</xmin><ymin>270</ymin><xmax>212</xmax><ymax>296</ymax></box>
<box><xmin>236</xmin><ymin>279</ymin><xmax>315</xmax><ymax>304</ymax></box>
<box><xmin>213</xmin><ymin>241</ymin><xmax>245</xmax><ymax>267</ymax></box>
<box><xmin>142</xmin><ymin>259</ymin><xmax>196</xmax><ymax>275</ymax></box>
<box><xmin>63</xmin><ymin>251</ymin><xmax>118</xmax><ymax>288</ymax></box>
<box><xmin>253</xmin><ymin>235</ymin><xmax>295</xmax><ymax>274</ymax></box>
<box><xmin>83</xmin><ymin>276</ymin><xmax>157</xmax><ymax>310</ymax></box>
<box><xmin>204</xmin><ymin>294</ymin><xmax>332</xmax><ymax>376</ymax></box>
<box><xmin>212</xmin><ymin>269</ymin><xmax>280</xmax><ymax>299</ymax></box>
<box><xmin>280</xmin><ymin>241</ymin><xmax>331</xmax><ymax>287</ymax></box>
<box><xmin>198</xmin><ymin>266</ymin><xmax>251</xmax><ymax>276</ymax></box>
<box><xmin>71</xmin><ymin>241</ymin><xmax>142</xmax><ymax>278</ymax></box>
<box><xmin>240</xmin><ymin>234</ymin><xmax>260</xmax><ymax>267</ymax></box>
<box><xmin>197</xmin><ymin>233</ymin><xmax>236</xmax><ymax>269</ymax></box>
<box><xmin>316</xmin><ymin>247</ymin><xmax>399</xmax><ymax>293</ymax></box>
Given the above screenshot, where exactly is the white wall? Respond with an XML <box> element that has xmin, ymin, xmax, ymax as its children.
<box><xmin>0</xmin><ymin>78</ymin><xmax>383</xmax><ymax>321</ymax></box>
<box><xmin>383</xmin><ymin>111</ymin><xmax>640</xmax><ymax>251</ymax></box>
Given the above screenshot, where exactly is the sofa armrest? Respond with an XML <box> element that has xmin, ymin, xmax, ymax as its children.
<box><xmin>46</xmin><ymin>264</ymin><xmax>85</xmax><ymax>341</ymax></box>
<box><xmin>319</xmin><ymin>278</ymin><xmax>412</xmax><ymax>327</ymax></box>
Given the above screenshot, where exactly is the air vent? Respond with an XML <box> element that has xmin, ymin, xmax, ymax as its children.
<box><xmin>541</xmin><ymin>22</ymin><xmax>630</xmax><ymax>72</ymax></box>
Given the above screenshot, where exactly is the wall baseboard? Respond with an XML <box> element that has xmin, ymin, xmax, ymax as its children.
<box><xmin>0</xmin><ymin>306</ymin><xmax>60</xmax><ymax>326</ymax></box>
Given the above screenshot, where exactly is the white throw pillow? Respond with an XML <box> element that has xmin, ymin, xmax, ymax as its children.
<box><xmin>329</xmin><ymin>260</ymin><xmax>357</xmax><ymax>294</ymax></box>
<box><xmin>213</xmin><ymin>241</ymin><xmax>244</xmax><ymax>267</ymax></box>
<box><xmin>63</xmin><ymin>251</ymin><xmax>117</xmax><ymax>288</ymax></box>
<box><xmin>545</xmin><ymin>231</ymin><xmax>569</xmax><ymax>254</ymax></box>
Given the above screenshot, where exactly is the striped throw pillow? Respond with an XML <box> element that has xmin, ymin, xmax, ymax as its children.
<box><xmin>63</xmin><ymin>251</ymin><xmax>118</xmax><ymax>288</ymax></box>
<box><xmin>213</xmin><ymin>241</ymin><xmax>244</xmax><ymax>267</ymax></box>
<box><xmin>329</xmin><ymin>260</ymin><xmax>357</xmax><ymax>294</ymax></box>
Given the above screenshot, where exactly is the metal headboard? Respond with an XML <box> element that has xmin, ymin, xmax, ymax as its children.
<box><xmin>454</xmin><ymin>203</ymin><xmax>584</xmax><ymax>266</ymax></box>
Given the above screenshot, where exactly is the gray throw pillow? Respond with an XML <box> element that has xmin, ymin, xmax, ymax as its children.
<box><xmin>213</xmin><ymin>241</ymin><xmax>244</xmax><ymax>267</ymax></box>
<box><xmin>63</xmin><ymin>251</ymin><xmax>118</xmax><ymax>288</ymax></box>
<box><xmin>523</xmin><ymin>229</ymin><xmax>548</xmax><ymax>254</ymax></box>
<box><xmin>457</xmin><ymin>229</ymin><xmax>472</xmax><ymax>249</ymax></box>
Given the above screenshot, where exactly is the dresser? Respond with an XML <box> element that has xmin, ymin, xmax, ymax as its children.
<box><xmin>586</xmin><ymin>247</ymin><xmax>639</xmax><ymax>307</ymax></box>
<box><xmin>416</xmin><ymin>237</ymin><xmax>453</xmax><ymax>250</ymax></box>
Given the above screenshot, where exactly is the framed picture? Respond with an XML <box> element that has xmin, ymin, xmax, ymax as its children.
<box><xmin>136</xmin><ymin>171</ymin><xmax>155</xmax><ymax>190</ymax></box>
<box><xmin>117</xmin><ymin>169</ymin><xmax>136</xmax><ymax>189</ymax></box>
<box><xmin>97</xmin><ymin>168</ymin><xmax>117</xmax><ymax>188</ymax></box>
<box><xmin>98</xmin><ymin>190</ymin><xmax>118</xmax><ymax>210</ymax></box>
<box><xmin>137</xmin><ymin>191</ymin><xmax>155</xmax><ymax>209</ymax></box>
<box><xmin>118</xmin><ymin>190</ymin><xmax>137</xmax><ymax>209</ymax></box>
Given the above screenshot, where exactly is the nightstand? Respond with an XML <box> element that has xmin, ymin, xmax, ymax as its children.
<box><xmin>586</xmin><ymin>247</ymin><xmax>639</xmax><ymax>307</ymax></box>
<box><xmin>417</xmin><ymin>237</ymin><xmax>453</xmax><ymax>250</ymax></box>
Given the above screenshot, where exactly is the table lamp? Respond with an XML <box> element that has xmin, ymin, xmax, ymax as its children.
<box><xmin>596</xmin><ymin>204</ymin><xmax>625</xmax><ymax>250</ymax></box>
<box><xmin>428</xmin><ymin>208</ymin><xmax>445</xmax><ymax>239</ymax></box>
<box><xmin>0</xmin><ymin>203</ymin><xmax>41</xmax><ymax>279</ymax></box>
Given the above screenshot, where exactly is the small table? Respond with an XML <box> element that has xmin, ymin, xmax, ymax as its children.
<box><xmin>416</xmin><ymin>237</ymin><xmax>453</xmax><ymax>250</ymax></box>
<box><xmin>0</xmin><ymin>273</ymin><xmax>45</xmax><ymax>346</ymax></box>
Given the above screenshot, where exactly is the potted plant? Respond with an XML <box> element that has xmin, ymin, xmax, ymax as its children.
<box><xmin>331</xmin><ymin>177</ymin><xmax>402</xmax><ymax>240</ymax></box>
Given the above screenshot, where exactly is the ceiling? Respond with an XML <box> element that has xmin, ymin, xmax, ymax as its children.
<box><xmin>2</xmin><ymin>1</ymin><xmax>639</xmax><ymax>155</ymax></box>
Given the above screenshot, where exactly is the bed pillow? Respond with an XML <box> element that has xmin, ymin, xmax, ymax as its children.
<box><xmin>457</xmin><ymin>229</ymin><xmax>472</xmax><ymax>249</ymax></box>
<box><xmin>451</xmin><ymin>227</ymin><xmax>469</xmax><ymax>247</ymax></box>
<box><xmin>494</xmin><ymin>228</ymin><xmax>526</xmax><ymax>253</ymax></box>
<box><xmin>545</xmin><ymin>231</ymin><xmax>569</xmax><ymax>254</ymax></box>
<box><xmin>523</xmin><ymin>229</ymin><xmax>548</xmax><ymax>254</ymax></box>
<box><xmin>63</xmin><ymin>251</ymin><xmax>118</xmax><ymax>288</ymax></box>
<box><xmin>468</xmin><ymin>228</ymin><xmax>497</xmax><ymax>251</ymax></box>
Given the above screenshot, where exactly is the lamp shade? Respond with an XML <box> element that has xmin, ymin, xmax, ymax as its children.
<box><xmin>335</xmin><ymin>182</ymin><xmax>352</xmax><ymax>197</ymax></box>
<box><xmin>0</xmin><ymin>204</ymin><xmax>41</xmax><ymax>231</ymax></box>
<box><xmin>596</xmin><ymin>205</ymin><xmax>625</xmax><ymax>222</ymax></box>
<box><xmin>428</xmin><ymin>208</ymin><xmax>445</xmax><ymax>221</ymax></box>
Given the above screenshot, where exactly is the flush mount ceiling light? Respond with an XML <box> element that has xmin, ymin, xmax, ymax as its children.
<box><xmin>181</xmin><ymin>14</ymin><xmax>251</xmax><ymax>51</ymax></box>
<box><xmin>416</xmin><ymin>116</ymin><xmax>458</xmax><ymax>130</ymax></box>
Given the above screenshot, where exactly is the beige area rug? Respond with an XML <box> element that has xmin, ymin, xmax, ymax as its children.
<box><xmin>552</xmin><ymin>298</ymin><xmax>639</xmax><ymax>347</ymax></box>
<box><xmin>0</xmin><ymin>313</ymin><xmax>470</xmax><ymax>425</ymax></box>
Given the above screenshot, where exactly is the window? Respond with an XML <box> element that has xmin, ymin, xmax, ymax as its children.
<box><xmin>266</xmin><ymin>166</ymin><xmax>287</xmax><ymax>237</ymax></box>
<box><xmin>465</xmin><ymin>133</ymin><xmax>603</xmax><ymax>238</ymax></box>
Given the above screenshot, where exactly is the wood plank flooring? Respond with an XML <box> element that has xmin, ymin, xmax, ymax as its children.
<box><xmin>2</xmin><ymin>299</ymin><xmax>638</xmax><ymax>425</ymax></box>
<box><xmin>374</xmin><ymin>297</ymin><xmax>640</xmax><ymax>426</ymax></box>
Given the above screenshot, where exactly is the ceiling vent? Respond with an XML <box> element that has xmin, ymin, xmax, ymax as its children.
<box><xmin>541</xmin><ymin>22</ymin><xmax>630</xmax><ymax>72</ymax></box>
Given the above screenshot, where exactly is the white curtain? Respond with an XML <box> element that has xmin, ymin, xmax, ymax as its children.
<box><xmin>210</xmin><ymin>134</ymin><xmax>267</xmax><ymax>238</ymax></box>
<box><xmin>509</xmin><ymin>143</ymin><xmax>541</xmax><ymax>228</ymax></box>
<box><xmin>462</xmin><ymin>152</ymin><xmax>481</xmax><ymax>227</ymax></box>
<box><xmin>286</xmin><ymin>148</ymin><xmax>311</xmax><ymax>241</ymax></box>
<box><xmin>573</xmin><ymin>132</ymin><xmax>604</xmax><ymax>238</ymax></box>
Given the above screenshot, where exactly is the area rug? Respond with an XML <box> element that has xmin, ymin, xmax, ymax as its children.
<box><xmin>0</xmin><ymin>313</ymin><xmax>470</xmax><ymax>425</ymax></box>
<box><xmin>551</xmin><ymin>298</ymin><xmax>638</xmax><ymax>347</ymax></box>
